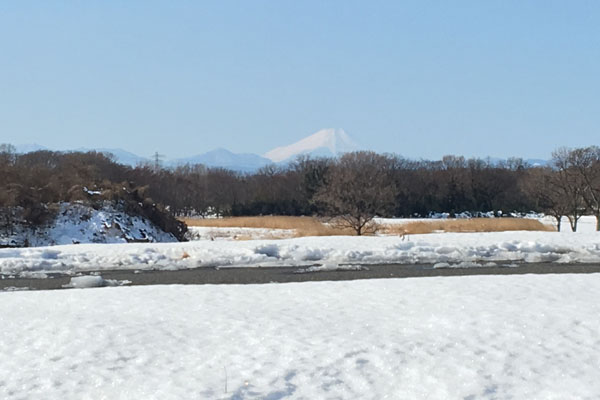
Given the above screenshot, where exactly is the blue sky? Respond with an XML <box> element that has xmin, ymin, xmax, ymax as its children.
<box><xmin>1</xmin><ymin>1</ymin><xmax>598</xmax><ymax>160</ymax></box>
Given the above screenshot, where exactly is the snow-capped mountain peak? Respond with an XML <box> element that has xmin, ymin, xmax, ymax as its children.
<box><xmin>264</xmin><ymin>128</ymin><xmax>359</xmax><ymax>163</ymax></box>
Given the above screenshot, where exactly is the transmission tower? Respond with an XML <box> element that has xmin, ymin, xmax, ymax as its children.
<box><xmin>153</xmin><ymin>152</ymin><xmax>165</xmax><ymax>172</ymax></box>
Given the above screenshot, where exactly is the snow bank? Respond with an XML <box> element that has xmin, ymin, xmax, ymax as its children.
<box><xmin>1</xmin><ymin>230</ymin><xmax>599</xmax><ymax>275</ymax></box>
<box><xmin>1</xmin><ymin>274</ymin><xmax>599</xmax><ymax>399</ymax></box>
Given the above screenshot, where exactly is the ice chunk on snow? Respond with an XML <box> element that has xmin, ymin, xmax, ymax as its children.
<box><xmin>63</xmin><ymin>275</ymin><xmax>127</xmax><ymax>288</ymax></box>
<box><xmin>254</xmin><ymin>244</ymin><xmax>280</xmax><ymax>258</ymax></box>
<box><xmin>40</xmin><ymin>249</ymin><xmax>60</xmax><ymax>259</ymax></box>
<box><xmin>65</xmin><ymin>275</ymin><xmax>106</xmax><ymax>288</ymax></box>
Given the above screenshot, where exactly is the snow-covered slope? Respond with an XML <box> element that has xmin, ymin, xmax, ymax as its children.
<box><xmin>0</xmin><ymin>203</ymin><xmax>176</xmax><ymax>247</ymax></box>
<box><xmin>264</xmin><ymin>128</ymin><xmax>360</xmax><ymax>163</ymax></box>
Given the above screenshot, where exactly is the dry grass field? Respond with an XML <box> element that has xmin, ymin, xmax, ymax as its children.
<box><xmin>182</xmin><ymin>216</ymin><xmax>555</xmax><ymax>238</ymax></box>
<box><xmin>382</xmin><ymin>218</ymin><xmax>555</xmax><ymax>235</ymax></box>
<box><xmin>182</xmin><ymin>216</ymin><xmax>355</xmax><ymax>237</ymax></box>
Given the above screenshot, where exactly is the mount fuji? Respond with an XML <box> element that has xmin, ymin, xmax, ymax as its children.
<box><xmin>264</xmin><ymin>128</ymin><xmax>360</xmax><ymax>163</ymax></box>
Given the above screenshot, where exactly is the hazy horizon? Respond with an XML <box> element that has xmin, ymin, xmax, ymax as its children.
<box><xmin>8</xmin><ymin>128</ymin><xmax>552</xmax><ymax>164</ymax></box>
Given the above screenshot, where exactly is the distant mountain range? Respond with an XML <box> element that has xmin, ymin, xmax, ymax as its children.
<box><xmin>11</xmin><ymin>129</ymin><xmax>548</xmax><ymax>171</ymax></box>
<box><xmin>170</xmin><ymin>148</ymin><xmax>271</xmax><ymax>173</ymax></box>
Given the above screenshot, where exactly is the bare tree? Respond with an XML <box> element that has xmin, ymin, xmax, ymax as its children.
<box><xmin>568</xmin><ymin>146</ymin><xmax>600</xmax><ymax>231</ymax></box>
<box><xmin>314</xmin><ymin>151</ymin><xmax>397</xmax><ymax>235</ymax></box>
<box><xmin>551</xmin><ymin>148</ymin><xmax>588</xmax><ymax>231</ymax></box>
<box><xmin>523</xmin><ymin>167</ymin><xmax>570</xmax><ymax>231</ymax></box>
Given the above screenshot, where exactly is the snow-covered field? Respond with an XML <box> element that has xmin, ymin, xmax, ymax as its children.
<box><xmin>1</xmin><ymin>229</ymin><xmax>600</xmax><ymax>276</ymax></box>
<box><xmin>1</xmin><ymin>274</ymin><xmax>599</xmax><ymax>399</ymax></box>
<box><xmin>541</xmin><ymin>215</ymin><xmax>598</xmax><ymax>233</ymax></box>
<box><xmin>186</xmin><ymin>226</ymin><xmax>295</xmax><ymax>241</ymax></box>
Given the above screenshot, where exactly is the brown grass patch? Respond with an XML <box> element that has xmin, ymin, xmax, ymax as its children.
<box><xmin>181</xmin><ymin>216</ymin><xmax>555</xmax><ymax>238</ymax></box>
<box><xmin>181</xmin><ymin>216</ymin><xmax>354</xmax><ymax>237</ymax></box>
<box><xmin>382</xmin><ymin>218</ymin><xmax>556</xmax><ymax>235</ymax></box>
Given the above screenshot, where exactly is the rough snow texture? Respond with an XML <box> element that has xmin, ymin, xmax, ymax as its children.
<box><xmin>1</xmin><ymin>230</ymin><xmax>600</xmax><ymax>276</ymax></box>
<box><xmin>264</xmin><ymin>128</ymin><xmax>359</xmax><ymax>162</ymax></box>
<box><xmin>1</xmin><ymin>215</ymin><xmax>598</xmax><ymax>276</ymax></box>
<box><xmin>0</xmin><ymin>202</ymin><xmax>176</xmax><ymax>247</ymax></box>
<box><xmin>1</xmin><ymin>274</ymin><xmax>600</xmax><ymax>399</ymax></box>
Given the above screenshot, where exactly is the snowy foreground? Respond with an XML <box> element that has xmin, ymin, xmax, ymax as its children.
<box><xmin>1</xmin><ymin>274</ymin><xmax>600</xmax><ymax>399</ymax></box>
<box><xmin>1</xmin><ymin>229</ymin><xmax>600</xmax><ymax>276</ymax></box>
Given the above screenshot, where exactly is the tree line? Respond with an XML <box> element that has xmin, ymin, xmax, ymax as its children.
<box><xmin>1</xmin><ymin>143</ymin><xmax>599</xmax><ymax>236</ymax></box>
